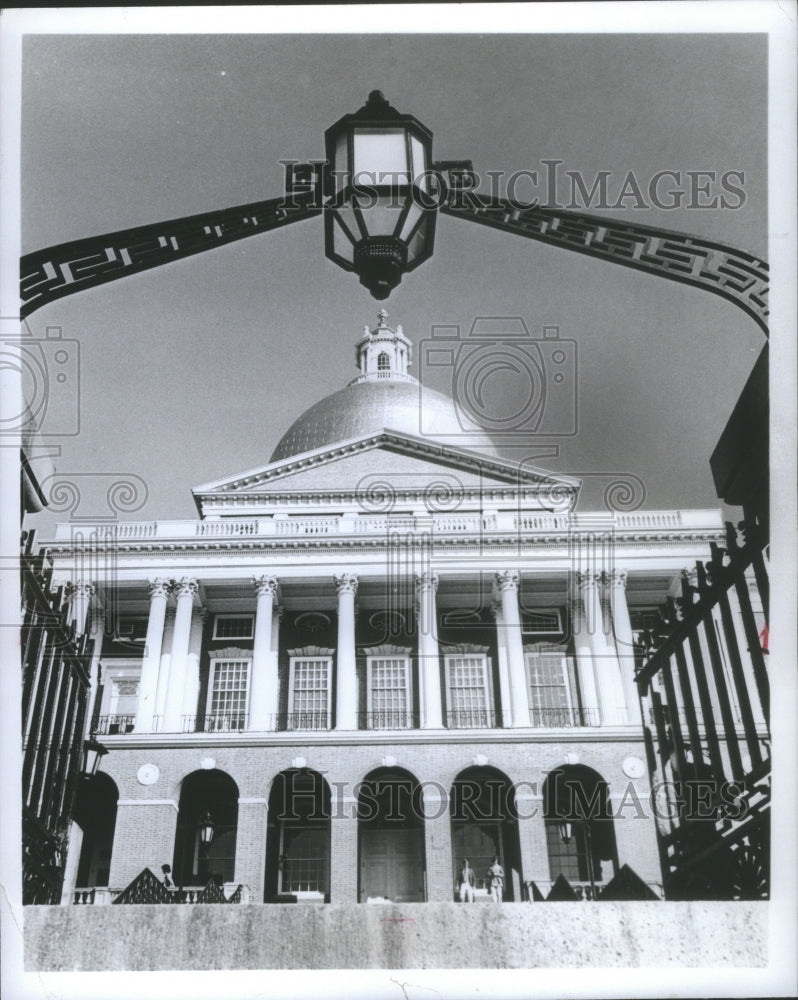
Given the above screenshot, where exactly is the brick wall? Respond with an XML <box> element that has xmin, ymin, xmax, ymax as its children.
<box><xmin>75</xmin><ymin>737</ymin><xmax>661</xmax><ymax>904</ymax></box>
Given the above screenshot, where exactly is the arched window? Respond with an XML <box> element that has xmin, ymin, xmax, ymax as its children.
<box><xmin>450</xmin><ymin>766</ymin><xmax>520</xmax><ymax>900</ymax></box>
<box><xmin>358</xmin><ymin>767</ymin><xmax>425</xmax><ymax>903</ymax></box>
<box><xmin>173</xmin><ymin>769</ymin><xmax>239</xmax><ymax>887</ymax></box>
<box><xmin>265</xmin><ymin>769</ymin><xmax>330</xmax><ymax>902</ymax></box>
<box><xmin>542</xmin><ymin>765</ymin><xmax>618</xmax><ymax>891</ymax></box>
<box><xmin>74</xmin><ymin>772</ymin><xmax>119</xmax><ymax>892</ymax></box>
<box><xmin>377</xmin><ymin>351</ymin><xmax>391</xmax><ymax>372</ymax></box>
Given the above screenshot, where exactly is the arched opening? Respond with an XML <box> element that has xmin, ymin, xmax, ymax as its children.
<box><xmin>450</xmin><ymin>766</ymin><xmax>521</xmax><ymax>900</ymax></box>
<box><xmin>173</xmin><ymin>769</ymin><xmax>239</xmax><ymax>887</ymax></box>
<box><xmin>75</xmin><ymin>772</ymin><xmax>118</xmax><ymax>890</ymax></box>
<box><xmin>543</xmin><ymin>765</ymin><xmax>618</xmax><ymax>893</ymax></box>
<box><xmin>376</xmin><ymin>351</ymin><xmax>391</xmax><ymax>372</ymax></box>
<box><xmin>265</xmin><ymin>769</ymin><xmax>330</xmax><ymax>902</ymax></box>
<box><xmin>358</xmin><ymin>767</ymin><xmax>425</xmax><ymax>902</ymax></box>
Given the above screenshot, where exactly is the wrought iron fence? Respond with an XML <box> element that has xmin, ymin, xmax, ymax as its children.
<box><xmin>275</xmin><ymin>711</ymin><xmax>331</xmax><ymax>731</ymax></box>
<box><xmin>635</xmin><ymin>521</ymin><xmax>770</xmax><ymax>900</ymax></box>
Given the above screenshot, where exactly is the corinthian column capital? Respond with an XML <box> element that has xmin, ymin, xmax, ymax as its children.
<box><xmin>173</xmin><ymin>577</ymin><xmax>199</xmax><ymax>600</ymax></box>
<box><xmin>413</xmin><ymin>571</ymin><xmax>439</xmax><ymax>593</ymax></box>
<box><xmin>609</xmin><ymin>568</ymin><xmax>628</xmax><ymax>589</ymax></box>
<box><xmin>147</xmin><ymin>577</ymin><xmax>171</xmax><ymax>600</ymax></box>
<box><xmin>66</xmin><ymin>581</ymin><xmax>95</xmax><ymax>601</ymax></box>
<box><xmin>495</xmin><ymin>570</ymin><xmax>519</xmax><ymax>594</ymax></box>
<box><xmin>253</xmin><ymin>575</ymin><xmax>279</xmax><ymax>598</ymax></box>
<box><xmin>335</xmin><ymin>573</ymin><xmax>359</xmax><ymax>596</ymax></box>
<box><xmin>576</xmin><ymin>571</ymin><xmax>602</xmax><ymax>591</ymax></box>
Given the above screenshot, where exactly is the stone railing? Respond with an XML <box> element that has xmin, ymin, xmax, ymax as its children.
<box><xmin>50</xmin><ymin>509</ymin><xmax>722</xmax><ymax>545</ymax></box>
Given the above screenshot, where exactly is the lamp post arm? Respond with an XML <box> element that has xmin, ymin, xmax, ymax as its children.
<box><xmin>440</xmin><ymin>195</ymin><xmax>769</xmax><ymax>336</ymax></box>
<box><xmin>20</xmin><ymin>194</ymin><xmax>321</xmax><ymax>318</ymax></box>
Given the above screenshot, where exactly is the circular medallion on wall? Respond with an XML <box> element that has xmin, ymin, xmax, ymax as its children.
<box><xmin>137</xmin><ymin>763</ymin><xmax>159</xmax><ymax>786</ymax></box>
<box><xmin>621</xmin><ymin>755</ymin><xmax>645</xmax><ymax>779</ymax></box>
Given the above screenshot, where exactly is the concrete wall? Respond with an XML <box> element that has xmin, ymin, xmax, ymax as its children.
<box><xmin>24</xmin><ymin>901</ymin><xmax>767</xmax><ymax>972</ymax></box>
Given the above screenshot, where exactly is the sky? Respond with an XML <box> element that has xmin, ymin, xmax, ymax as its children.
<box><xmin>19</xmin><ymin>30</ymin><xmax>767</xmax><ymax>527</ymax></box>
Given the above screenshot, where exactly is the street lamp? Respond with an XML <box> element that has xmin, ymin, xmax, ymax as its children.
<box><xmin>323</xmin><ymin>90</ymin><xmax>436</xmax><ymax>299</ymax></box>
<box><xmin>81</xmin><ymin>736</ymin><xmax>108</xmax><ymax>778</ymax></box>
<box><xmin>197</xmin><ymin>811</ymin><xmax>216</xmax><ymax>846</ymax></box>
<box><xmin>559</xmin><ymin>817</ymin><xmax>597</xmax><ymax>899</ymax></box>
<box><xmin>19</xmin><ymin>94</ymin><xmax>769</xmax><ymax>334</ymax></box>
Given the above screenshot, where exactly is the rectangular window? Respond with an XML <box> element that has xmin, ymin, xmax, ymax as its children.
<box><xmin>525</xmin><ymin>650</ymin><xmax>575</xmax><ymax>726</ymax></box>
<box><xmin>288</xmin><ymin>657</ymin><xmax>332</xmax><ymax>730</ymax></box>
<box><xmin>445</xmin><ymin>654</ymin><xmax>491</xmax><ymax>728</ymax></box>
<box><xmin>279</xmin><ymin>826</ymin><xmax>329</xmax><ymax>895</ymax></box>
<box><xmin>367</xmin><ymin>656</ymin><xmax>411</xmax><ymax>729</ymax></box>
<box><xmin>212</xmin><ymin>615</ymin><xmax>254</xmax><ymax>641</ymax></box>
<box><xmin>206</xmin><ymin>658</ymin><xmax>250</xmax><ymax>730</ymax></box>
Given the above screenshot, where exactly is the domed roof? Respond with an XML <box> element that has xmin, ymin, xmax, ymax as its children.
<box><xmin>270</xmin><ymin>378</ymin><xmax>499</xmax><ymax>462</ymax></box>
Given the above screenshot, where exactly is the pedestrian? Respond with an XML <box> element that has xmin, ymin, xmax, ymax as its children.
<box><xmin>487</xmin><ymin>856</ymin><xmax>504</xmax><ymax>903</ymax></box>
<box><xmin>457</xmin><ymin>857</ymin><xmax>476</xmax><ymax>902</ymax></box>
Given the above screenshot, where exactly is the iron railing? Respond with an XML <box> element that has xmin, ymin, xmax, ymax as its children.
<box><xmin>274</xmin><ymin>711</ymin><xmax>331</xmax><ymax>731</ymax></box>
<box><xmin>94</xmin><ymin>714</ymin><xmax>135</xmax><ymax>735</ymax></box>
<box><xmin>359</xmin><ymin>710</ymin><xmax>414</xmax><ymax>730</ymax></box>
<box><xmin>182</xmin><ymin>713</ymin><xmax>249</xmax><ymax>733</ymax></box>
<box><xmin>445</xmin><ymin>709</ymin><xmax>503</xmax><ymax>729</ymax></box>
<box><xmin>528</xmin><ymin>707</ymin><xmax>600</xmax><ymax>728</ymax></box>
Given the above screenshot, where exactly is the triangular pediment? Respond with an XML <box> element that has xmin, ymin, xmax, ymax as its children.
<box><xmin>193</xmin><ymin>431</ymin><xmax>579</xmax><ymax>514</ymax></box>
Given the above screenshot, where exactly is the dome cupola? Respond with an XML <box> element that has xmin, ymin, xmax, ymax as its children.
<box><xmin>269</xmin><ymin>313</ymin><xmax>499</xmax><ymax>462</ymax></box>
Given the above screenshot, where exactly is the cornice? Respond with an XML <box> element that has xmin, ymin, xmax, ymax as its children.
<box><xmin>43</xmin><ymin>528</ymin><xmax>726</xmax><ymax>559</ymax></box>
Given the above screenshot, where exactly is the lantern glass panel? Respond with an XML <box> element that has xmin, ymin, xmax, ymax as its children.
<box><xmin>354</xmin><ymin>194</ymin><xmax>406</xmax><ymax>239</ymax></box>
<box><xmin>410</xmin><ymin>135</ymin><xmax>429</xmax><ymax>190</ymax></box>
<box><xmin>398</xmin><ymin>199</ymin><xmax>425</xmax><ymax>243</ymax></box>
<box><xmin>332</xmin><ymin>131</ymin><xmax>348</xmax><ymax>193</ymax></box>
<box><xmin>405</xmin><ymin>213</ymin><xmax>433</xmax><ymax>265</ymax></box>
<box><xmin>353</xmin><ymin>129</ymin><xmax>410</xmax><ymax>183</ymax></box>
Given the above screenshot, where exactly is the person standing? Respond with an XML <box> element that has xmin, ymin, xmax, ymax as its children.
<box><xmin>487</xmin><ymin>856</ymin><xmax>505</xmax><ymax>903</ymax></box>
<box><xmin>457</xmin><ymin>857</ymin><xmax>476</xmax><ymax>902</ymax></box>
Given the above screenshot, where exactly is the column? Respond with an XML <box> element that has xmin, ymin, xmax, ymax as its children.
<box><xmin>163</xmin><ymin>577</ymin><xmax>198</xmax><ymax>732</ymax></box>
<box><xmin>414</xmin><ymin>571</ymin><xmax>442</xmax><ymax>729</ymax></box>
<box><xmin>422</xmin><ymin>783</ymin><xmax>453</xmax><ymax>900</ymax></box>
<box><xmin>516</xmin><ymin>790</ymin><xmax>550</xmax><ymax>897</ymax></box>
<box><xmin>579</xmin><ymin>572</ymin><xmax>626</xmax><ymax>726</ymax></box>
<box><xmin>134</xmin><ymin>579</ymin><xmax>170</xmax><ymax>734</ymax></box>
<box><xmin>335</xmin><ymin>574</ymin><xmax>358</xmax><ymax>731</ymax></box>
<box><xmin>249</xmin><ymin>576</ymin><xmax>279</xmax><ymax>731</ymax></box>
<box><xmin>496</xmin><ymin>571</ymin><xmax>530</xmax><ymax>728</ymax></box>
<box><xmin>84</xmin><ymin>606</ymin><xmax>105</xmax><ymax>736</ymax></box>
<box><xmin>234</xmin><ymin>798</ymin><xmax>269</xmax><ymax>903</ymax></box>
<box><xmin>153</xmin><ymin>607</ymin><xmax>176</xmax><ymax>731</ymax></box>
<box><xmin>68</xmin><ymin>581</ymin><xmax>95</xmax><ymax>636</ymax></box>
<box><xmin>608</xmin><ymin>570</ymin><xmax>642</xmax><ymax>726</ymax></box>
<box><xmin>572</xmin><ymin>590</ymin><xmax>600</xmax><ymax>725</ymax></box>
<box><xmin>492</xmin><ymin>599</ymin><xmax>513</xmax><ymax>728</ymax></box>
<box><xmin>181</xmin><ymin>608</ymin><xmax>206</xmax><ymax>725</ymax></box>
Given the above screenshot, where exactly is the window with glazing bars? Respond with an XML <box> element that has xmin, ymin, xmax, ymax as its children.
<box><xmin>367</xmin><ymin>657</ymin><xmax>411</xmax><ymax>727</ymax></box>
<box><xmin>213</xmin><ymin>615</ymin><xmax>254</xmax><ymax>640</ymax></box>
<box><xmin>446</xmin><ymin>655</ymin><xmax>490</xmax><ymax>727</ymax></box>
<box><xmin>525</xmin><ymin>651</ymin><xmax>573</xmax><ymax>725</ymax></box>
<box><xmin>289</xmin><ymin>657</ymin><xmax>331</xmax><ymax>728</ymax></box>
<box><xmin>207</xmin><ymin>659</ymin><xmax>249</xmax><ymax>727</ymax></box>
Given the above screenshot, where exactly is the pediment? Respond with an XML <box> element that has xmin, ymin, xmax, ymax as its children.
<box><xmin>192</xmin><ymin>430</ymin><xmax>579</xmax><ymax>515</ymax></box>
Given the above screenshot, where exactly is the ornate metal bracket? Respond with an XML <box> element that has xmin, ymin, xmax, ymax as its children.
<box><xmin>441</xmin><ymin>195</ymin><xmax>769</xmax><ymax>335</ymax></box>
<box><xmin>20</xmin><ymin>195</ymin><xmax>321</xmax><ymax>318</ymax></box>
